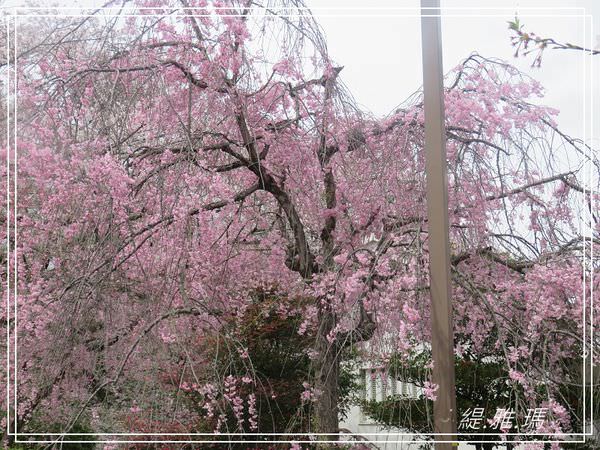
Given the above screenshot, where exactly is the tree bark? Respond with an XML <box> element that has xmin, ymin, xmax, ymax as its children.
<box><xmin>314</xmin><ymin>307</ymin><xmax>341</xmax><ymax>444</ymax></box>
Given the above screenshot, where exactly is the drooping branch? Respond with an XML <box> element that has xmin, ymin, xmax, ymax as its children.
<box><xmin>508</xmin><ymin>16</ymin><xmax>599</xmax><ymax>67</ymax></box>
<box><xmin>451</xmin><ymin>246</ymin><xmax>533</xmax><ymax>274</ymax></box>
<box><xmin>67</xmin><ymin>59</ymin><xmax>228</xmax><ymax>93</ymax></box>
<box><xmin>231</xmin><ymin>91</ymin><xmax>318</xmax><ymax>278</ymax></box>
<box><xmin>485</xmin><ymin>171</ymin><xmax>576</xmax><ymax>201</ymax></box>
<box><xmin>196</xmin><ymin>183</ymin><xmax>261</xmax><ymax>213</ymax></box>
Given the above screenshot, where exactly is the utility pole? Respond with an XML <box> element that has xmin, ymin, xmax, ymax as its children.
<box><xmin>420</xmin><ymin>0</ymin><xmax>457</xmax><ymax>448</ymax></box>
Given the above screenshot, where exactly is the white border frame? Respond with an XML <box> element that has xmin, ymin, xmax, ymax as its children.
<box><xmin>2</xmin><ymin>4</ymin><xmax>595</xmax><ymax>446</ymax></box>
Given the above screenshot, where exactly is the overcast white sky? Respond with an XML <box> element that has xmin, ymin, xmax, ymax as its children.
<box><xmin>306</xmin><ymin>0</ymin><xmax>599</xmax><ymax>151</ymax></box>
<box><xmin>4</xmin><ymin>0</ymin><xmax>599</xmax><ymax>149</ymax></box>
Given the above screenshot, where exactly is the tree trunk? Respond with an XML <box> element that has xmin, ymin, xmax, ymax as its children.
<box><xmin>314</xmin><ymin>306</ymin><xmax>340</xmax><ymax>445</ymax></box>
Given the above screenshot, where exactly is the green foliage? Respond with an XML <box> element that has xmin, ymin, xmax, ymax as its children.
<box><xmin>360</xmin><ymin>349</ymin><xmax>511</xmax><ymax>445</ymax></box>
<box><xmin>507</xmin><ymin>16</ymin><xmax>522</xmax><ymax>32</ymax></box>
<box><xmin>178</xmin><ymin>288</ymin><xmax>361</xmax><ymax>447</ymax></box>
<box><xmin>360</xmin><ymin>346</ymin><xmax>600</xmax><ymax>449</ymax></box>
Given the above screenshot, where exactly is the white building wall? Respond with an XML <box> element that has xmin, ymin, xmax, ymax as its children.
<box><xmin>339</xmin><ymin>367</ymin><xmax>481</xmax><ymax>450</ymax></box>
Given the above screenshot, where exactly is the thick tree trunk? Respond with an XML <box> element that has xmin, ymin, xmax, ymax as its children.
<box><xmin>314</xmin><ymin>306</ymin><xmax>340</xmax><ymax>444</ymax></box>
<box><xmin>313</xmin><ymin>67</ymin><xmax>342</xmax><ymax>445</ymax></box>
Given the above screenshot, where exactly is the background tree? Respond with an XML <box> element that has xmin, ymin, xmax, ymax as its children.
<box><xmin>508</xmin><ymin>15</ymin><xmax>600</xmax><ymax>66</ymax></box>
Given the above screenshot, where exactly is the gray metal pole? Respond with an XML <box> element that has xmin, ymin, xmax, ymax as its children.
<box><xmin>420</xmin><ymin>0</ymin><xmax>457</xmax><ymax>448</ymax></box>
